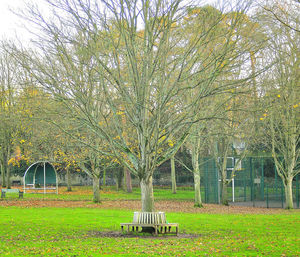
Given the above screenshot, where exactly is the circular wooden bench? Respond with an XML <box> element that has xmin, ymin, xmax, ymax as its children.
<box><xmin>120</xmin><ymin>212</ymin><xmax>179</xmax><ymax>235</ymax></box>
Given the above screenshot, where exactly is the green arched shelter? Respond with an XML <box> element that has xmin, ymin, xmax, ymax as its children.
<box><xmin>23</xmin><ymin>161</ymin><xmax>58</xmax><ymax>194</ymax></box>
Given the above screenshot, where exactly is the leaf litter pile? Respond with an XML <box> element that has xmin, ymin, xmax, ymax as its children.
<box><xmin>0</xmin><ymin>199</ymin><xmax>295</xmax><ymax>215</ymax></box>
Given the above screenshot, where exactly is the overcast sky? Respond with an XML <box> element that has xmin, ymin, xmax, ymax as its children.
<box><xmin>0</xmin><ymin>0</ymin><xmax>30</xmax><ymax>42</ymax></box>
<box><xmin>0</xmin><ymin>0</ymin><xmax>230</xmax><ymax>44</ymax></box>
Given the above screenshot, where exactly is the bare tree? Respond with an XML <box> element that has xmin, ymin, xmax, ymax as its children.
<box><xmin>0</xmin><ymin>45</ymin><xmax>22</xmax><ymax>188</ymax></box>
<box><xmin>257</xmin><ymin>4</ymin><xmax>300</xmax><ymax>208</ymax></box>
<box><xmin>260</xmin><ymin>0</ymin><xmax>300</xmax><ymax>33</ymax></box>
<box><xmin>13</xmin><ymin>0</ymin><xmax>255</xmax><ymax>211</ymax></box>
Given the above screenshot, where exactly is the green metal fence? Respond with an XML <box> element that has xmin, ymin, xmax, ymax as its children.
<box><xmin>155</xmin><ymin>156</ymin><xmax>300</xmax><ymax>208</ymax></box>
<box><xmin>226</xmin><ymin>157</ymin><xmax>299</xmax><ymax>208</ymax></box>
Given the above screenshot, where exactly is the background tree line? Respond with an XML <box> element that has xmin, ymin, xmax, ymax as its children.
<box><xmin>0</xmin><ymin>0</ymin><xmax>299</xmax><ymax>209</ymax></box>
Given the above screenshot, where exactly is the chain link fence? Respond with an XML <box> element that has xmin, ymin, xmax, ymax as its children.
<box><xmin>154</xmin><ymin>156</ymin><xmax>300</xmax><ymax>208</ymax></box>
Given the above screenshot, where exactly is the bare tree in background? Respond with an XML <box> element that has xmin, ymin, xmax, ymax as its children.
<box><xmin>257</xmin><ymin>3</ymin><xmax>300</xmax><ymax>209</ymax></box>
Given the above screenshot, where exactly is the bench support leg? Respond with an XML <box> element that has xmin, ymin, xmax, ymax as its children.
<box><xmin>121</xmin><ymin>224</ymin><xmax>179</xmax><ymax>236</ymax></box>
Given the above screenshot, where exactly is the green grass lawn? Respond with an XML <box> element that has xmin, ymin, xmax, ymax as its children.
<box><xmin>0</xmin><ymin>206</ymin><xmax>299</xmax><ymax>256</ymax></box>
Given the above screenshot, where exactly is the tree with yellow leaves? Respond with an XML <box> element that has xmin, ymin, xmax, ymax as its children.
<box><xmin>0</xmin><ymin>45</ymin><xmax>24</xmax><ymax>188</ymax></box>
<box><xmin>257</xmin><ymin>2</ymin><xmax>300</xmax><ymax>208</ymax></box>
<box><xmin>14</xmin><ymin>0</ymin><xmax>258</xmax><ymax>212</ymax></box>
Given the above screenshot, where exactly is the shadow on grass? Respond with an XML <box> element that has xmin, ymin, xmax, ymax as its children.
<box><xmin>87</xmin><ymin>230</ymin><xmax>202</xmax><ymax>239</ymax></box>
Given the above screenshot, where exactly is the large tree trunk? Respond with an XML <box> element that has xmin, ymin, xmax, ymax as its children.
<box><xmin>274</xmin><ymin>158</ymin><xmax>295</xmax><ymax>209</ymax></box>
<box><xmin>92</xmin><ymin>176</ymin><xmax>101</xmax><ymax>203</ymax></box>
<box><xmin>115</xmin><ymin>169</ymin><xmax>123</xmax><ymax>191</ymax></box>
<box><xmin>219</xmin><ymin>152</ymin><xmax>229</xmax><ymax>206</ymax></box>
<box><xmin>284</xmin><ymin>177</ymin><xmax>294</xmax><ymax>209</ymax></box>
<box><xmin>6</xmin><ymin>164</ymin><xmax>11</xmax><ymax>189</ymax></box>
<box><xmin>221</xmin><ymin>178</ymin><xmax>229</xmax><ymax>206</ymax></box>
<box><xmin>171</xmin><ymin>156</ymin><xmax>177</xmax><ymax>194</ymax></box>
<box><xmin>140</xmin><ymin>176</ymin><xmax>154</xmax><ymax>212</ymax></box>
<box><xmin>66</xmin><ymin>167</ymin><xmax>72</xmax><ymax>192</ymax></box>
<box><xmin>193</xmin><ymin>170</ymin><xmax>203</xmax><ymax>207</ymax></box>
<box><xmin>192</xmin><ymin>140</ymin><xmax>203</xmax><ymax>208</ymax></box>
<box><xmin>124</xmin><ymin>167</ymin><xmax>132</xmax><ymax>193</ymax></box>
<box><xmin>102</xmin><ymin>169</ymin><xmax>106</xmax><ymax>187</ymax></box>
<box><xmin>1</xmin><ymin>162</ymin><xmax>6</xmax><ymax>187</ymax></box>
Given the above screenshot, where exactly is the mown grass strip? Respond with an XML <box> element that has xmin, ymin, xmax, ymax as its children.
<box><xmin>4</xmin><ymin>186</ymin><xmax>195</xmax><ymax>201</ymax></box>
<box><xmin>0</xmin><ymin>206</ymin><xmax>299</xmax><ymax>256</ymax></box>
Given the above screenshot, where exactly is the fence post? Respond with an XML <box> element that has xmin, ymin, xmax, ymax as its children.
<box><xmin>281</xmin><ymin>182</ymin><xmax>284</xmax><ymax>208</ymax></box>
<box><xmin>215</xmin><ymin>159</ymin><xmax>219</xmax><ymax>204</ymax></box>
<box><xmin>296</xmin><ymin>174</ymin><xmax>299</xmax><ymax>209</ymax></box>
<box><xmin>204</xmin><ymin>158</ymin><xmax>208</xmax><ymax>204</ymax></box>
<box><xmin>275</xmin><ymin>164</ymin><xmax>278</xmax><ymax>201</ymax></box>
<box><xmin>244</xmin><ymin>158</ymin><xmax>247</xmax><ymax>202</ymax></box>
<box><xmin>250</xmin><ymin>157</ymin><xmax>253</xmax><ymax>201</ymax></box>
<box><xmin>232</xmin><ymin>178</ymin><xmax>235</xmax><ymax>202</ymax></box>
<box><xmin>266</xmin><ymin>184</ymin><xmax>269</xmax><ymax>208</ymax></box>
<box><xmin>261</xmin><ymin>158</ymin><xmax>264</xmax><ymax>200</ymax></box>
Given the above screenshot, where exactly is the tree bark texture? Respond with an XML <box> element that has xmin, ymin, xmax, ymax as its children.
<box><xmin>102</xmin><ymin>169</ymin><xmax>106</xmax><ymax>187</ymax></box>
<box><xmin>171</xmin><ymin>156</ymin><xmax>177</xmax><ymax>194</ymax></box>
<box><xmin>273</xmin><ymin>154</ymin><xmax>296</xmax><ymax>209</ymax></box>
<box><xmin>140</xmin><ymin>176</ymin><xmax>154</xmax><ymax>212</ymax></box>
<box><xmin>192</xmin><ymin>139</ymin><xmax>203</xmax><ymax>207</ymax></box>
<box><xmin>1</xmin><ymin>162</ymin><xmax>6</xmax><ymax>187</ymax></box>
<box><xmin>193</xmin><ymin>171</ymin><xmax>203</xmax><ymax>207</ymax></box>
<box><xmin>66</xmin><ymin>167</ymin><xmax>72</xmax><ymax>192</ymax></box>
<box><xmin>92</xmin><ymin>176</ymin><xmax>100</xmax><ymax>203</ymax></box>
<box><xmin>221</xmin><ymin>179</ymin><xmax>229</xmax><ymax>206</ymax></box>
<box><xmin>6</xmin><ymin>164</ymin><xmax>11</xmax><ymax>189</ymax></box>
<box><xmin>284</xmin><ymin>177</ymin><xmax>294</xmax><ymax>209</ymax></box>
<box><xmin>115</xmin><ymin>169</ymin><xmax>123</xmax><ymax>191</ymax></box>
<box><xmin>124</xmin><ymin>167</ymin><xmax>132</xmax><ymax>193</ymax></box>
